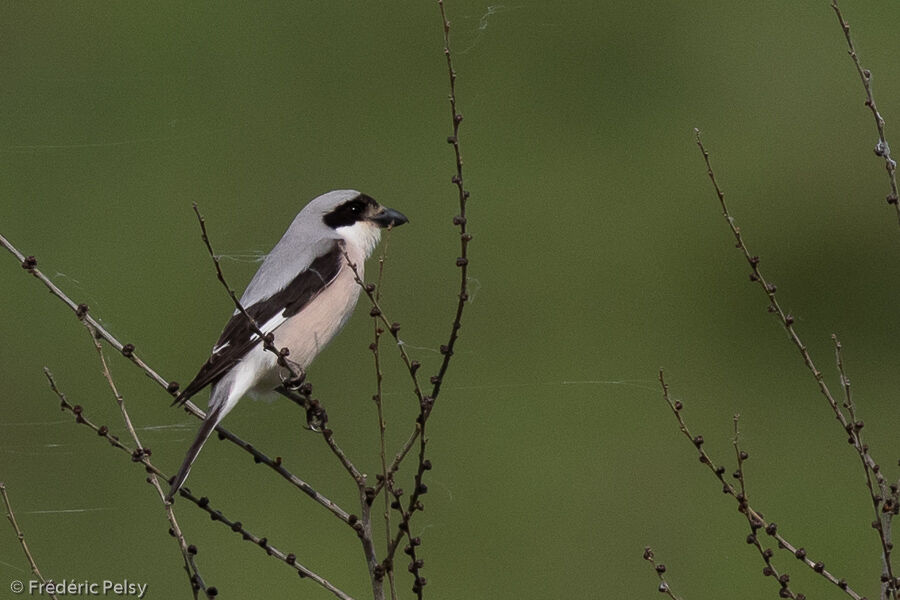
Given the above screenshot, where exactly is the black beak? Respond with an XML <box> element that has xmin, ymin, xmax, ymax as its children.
<box><xmin>372</xmin><ymin>206</ymin><xmax>409</xmax><ymax>228</ymax></box>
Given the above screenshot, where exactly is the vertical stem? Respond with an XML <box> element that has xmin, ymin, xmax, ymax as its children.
<box><xmin>432</xmin><ymin>0</ymin><xmax>471</xmax><ymax>401</ymax></box>
<box><xmin>1</xmin><ymin>483</ymin><xmax>60</xmax><ymax>600</ymax></box>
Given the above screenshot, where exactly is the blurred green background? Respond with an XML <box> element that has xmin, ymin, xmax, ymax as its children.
<box><xmin>2</xmin><ymin>2</ymin><xmax>899</xmax><ymax>598</ymax></box>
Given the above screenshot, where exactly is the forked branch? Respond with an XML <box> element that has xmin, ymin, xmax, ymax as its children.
<box><xmin>693</xmin><ymin>130</ymin><xmax>896</xmax><ymax>598</ymax></box>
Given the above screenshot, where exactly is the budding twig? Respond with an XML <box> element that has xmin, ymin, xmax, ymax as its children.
<box><xmin>433</xmin><ymin>0</ymin><xmax>472</xmax><ymax>404</ymax></box>
<box><xmin>659</xmin><ymin>370</ymin><xmax>866</xmax><ymax>600</ymax></box>
<box><xmin>0</xmin><ymin>233</ymin><xmax>169</xmax><ymax>390</ymax></box>
<box><xmin>830</xmin><ymin>1</ymin><xmax>900</xmax><ymax>226</ymax></box>
<box><xmin>179</xmin><ymin>489</ymin><xmax>353</xmax><ymax>600</ymax></box>
<box><xmin>695</xmin><ymin>130</ymin><xmax>897</xmax><ymax>598</ymax></box>
<box><xmin>43</xmin><ymin>368</ymin><xmax>207</xmax><ymax>598</ymax></box>
<box><xmin>42</xmin><ymin>369</ymin><xmax>349</xmax><ymax>599</ymax></box>
<box><xmin>642</xmin><ymin>547</ymin><xmax>684</xmax><ymax>600</ymax></box>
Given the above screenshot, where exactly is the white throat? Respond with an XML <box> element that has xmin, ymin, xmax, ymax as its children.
<box><xmin>336</xmin><ymin>221</ymin><xmax>382</xmax><ymax>259</ymax></box>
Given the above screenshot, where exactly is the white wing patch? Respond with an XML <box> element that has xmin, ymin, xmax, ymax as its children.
<box><xmin>212</xmin><ymin>310</ymin><xmax>288</xmax><ymax>355</ymax></box>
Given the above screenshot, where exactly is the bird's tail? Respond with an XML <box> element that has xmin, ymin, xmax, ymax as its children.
<box><xmin>167</xmin><ymin>403</ymin><xmax>225</xmax><ymax>501</ymax></box>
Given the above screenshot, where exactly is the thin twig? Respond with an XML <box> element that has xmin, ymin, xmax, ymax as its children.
<box><xmin>208</xmin><ymin>421</ymin><xmax>352</xmax><ymax>523</ymax></box>
<box><xmin>42</xmin><ymin>369</ymin><xmax>351</xmax><ymax>599</ymax></box>
<box><xmin>833</xmin><ymin>334</ymin><xmax>854</xmax><ymax>415</ymax></box>
<box><xmin>342</xmin><ymin>251</ymin><xmax>425</xmax><ymax>406</ymax></box>
<box><xmin>695</xmin><ymin>129</ymin><xmax>896</xmax><ymax>598</ymax></box>
<box><xmin>342</xmin><ymin>251</ymin><xmax>427</xmax><ymax>512</ymax></box>
<box><xmin>343</xmin><ymin>29</ymin><xmax>475</xmax><ymax>600</ymax></box>
<box><xmin>89</xmin><ymin>332</ymin><xmax>206</xmax><ymax>597</ymax></box>
<box><xmin>0</xmin><ymin>233</ymin><xmax>170</xmax><ymax>390</ymax></box>
<box><xmin>87</xmin><ymin>325</ymin><xmax>145</xmax><ymax>454</ymax></box>
<box><xmin>322</xmin><ymin>427</ymin><xmax>365</xmax><ymax>484</ymax></box>
<box><xmin>381</xmin><ymin>427</ymin><xmax>424</xmax><ymax>492</ymax></box>
<box><xmin>659</xmin><ymin>370</ymin><xmax>865</xmax><ymax>600</ymax></box>
<box><xmin>731</xmin><ymin>415</ymin><xmax>747</xmax><ymax>500</ymax></box>
<box><xmin>43</xmin><ymin>367</ymin><xmax>138</xmax><ymax>457</ymax></box>
<box><xmin>284</xmin><ymin>381</ymin><xmax>384</xmax><ymax>600</ymax></box>
<box><xmin>830</xmin><ymin>1</ymin><xmax>900</xmax><ymax>227</ymax></box>
<box><xmin>178</xmin><ymin>489</ymin><xmax>355</xmax><ymax>600</ymax></box>
<box><xmin>356</xmin><ymin>482</ymin><xmax>384</xmax><ymax>600</ymax></box>
<box><xmin>277</xmin><ymin>380</ymin><xmax>383</xmax><ymax>598</ymax></box>
<box><xmin>376</xmin><ymin>8</ymin><xmax>474</xmax><ymax>594</ymax></box>
<box><xmin>432</xmin><ymin>0</ymin><xmax>471</xmax><ymax>403</ymax></box>
<box><xmin>642</xmin><ymin>547</ymin><xmax>684</xmax><ymax>600</ymax></box>
<box><xmin>832</xmin><ymin>336</ymin><xmax>899</xmax><ymax>600</ymax></box>
<box><xmin>43</xmin><ymin>368</ymin><xmax>208</xmax><ymax>598</ymax></box>
<box><xmin>383</xmin><ymin>409</ymin><xmax>431</xmax><ymax>598</ymax></box>
<box><xmin>370</xmin><ymin>239</ymin><xmax>398</xmax><ymax>599</ymax></box>
<box><xmin>1</xmin><ymin>483</ymin><xmax>59</xmax><ymax>600</ymax></box>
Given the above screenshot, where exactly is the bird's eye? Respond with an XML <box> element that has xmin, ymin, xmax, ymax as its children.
<box><xmin>342</xmin><ymin>200</ymin><xmax>365</xmax><ymax>216</ymax></box>
<box><xmin>324</xmin><ymin>198</ymin><xmax>372</xmax><ymax>229</ymax></box>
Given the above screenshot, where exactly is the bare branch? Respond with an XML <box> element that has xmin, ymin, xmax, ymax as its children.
<box><xmin>0</xmin><ymin>233</ymin><xmax>171</xmax><ymax>391</ymax></box>
<box><xmin>342</xmin><ymin>250</ymin><xmax>425</xmax><ymax>405</ymax></box>
<box><xmin>368</xmin><ymin>239</ymin><xmax>399</xmax><ymax>599</ymax></box>
<box><xmin>695</xmin><ymin>130</ymin><xmax>896</xmax><ymax>597</ymax></box>
<box><xmin>432</xmin><ymin>0</ymin><xmax>472</xmax><ymax>403</ymax></box>
<box><xmin>830</xmin><ymin>1</ymin><xmax>900</xmax><ymax>226</ymax></box>
<box><xmin>280</xmin><ymin>384</ymin><xmax>385</xmax><ymax>598</ymax></box>
<box><xmin>832</xmin><ymin>336</ymin><xmax>899</xmax><ymax>600</ymax></box>
<box><xmin>659</xmin><ymin>370</ymin><xmax>866</xmax><ymax>600</ymax></box>
<box><xmin>642</xmin><ymin>547</ymin><xmax>684</xmax><ymax>600</ymax></box>
<box><xmin>42</xmin><ymin>369</ymin><xmax>351</xmax><ymax>599</ymax></box>
<box><xmin>43</xmin><ymin>368</ymin><xmax>208</xmax><ymax>598</ymax></box>
<box><xmin>178</xmin><ymin>489</ymin><xmax>356</xmax><ymax>600</ymax></box>
<box><xmin>1</xmin><ymin>483</ymin><xmax>59</xmax><ymax>600</ymax></box>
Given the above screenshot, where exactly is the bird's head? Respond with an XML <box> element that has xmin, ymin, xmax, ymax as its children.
<box><xmin>314</xmin><ymin>190</ymin><xmax>408</xmax><ymax>257</ymax></box>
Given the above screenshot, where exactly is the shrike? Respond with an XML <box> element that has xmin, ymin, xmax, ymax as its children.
<box><xmin>168</xmin><ymin>190</ymin><xmax>407</xmax><ymax>499</ymax></box>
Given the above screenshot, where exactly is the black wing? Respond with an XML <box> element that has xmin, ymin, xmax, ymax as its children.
<box><xmin>173</xmin><ymin>242</ymin><xmax>344</xmax><ymax>405</ymax></box>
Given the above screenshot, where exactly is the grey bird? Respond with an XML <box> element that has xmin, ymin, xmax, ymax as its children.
<box><xmin>168</xmin><ymin>190</ymin><xmax>408</xmax><ymax>499</ymax></box>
